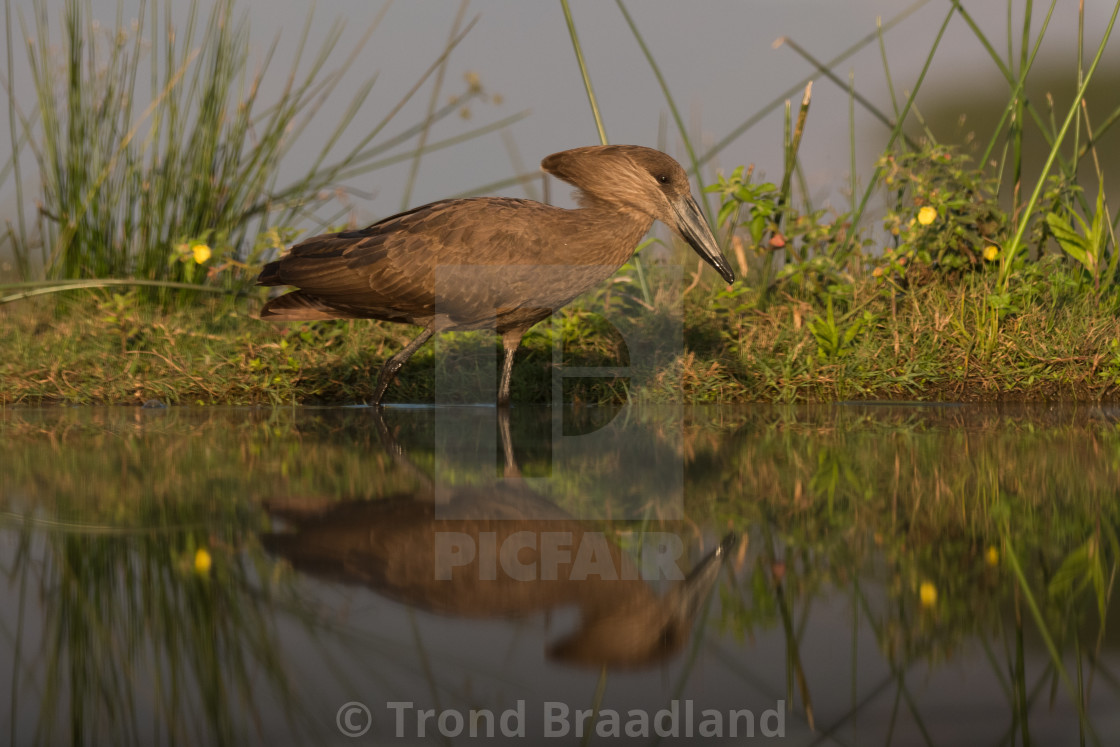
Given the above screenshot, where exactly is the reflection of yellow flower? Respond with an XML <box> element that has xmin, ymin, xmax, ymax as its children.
<box><xmin>983</xmin><ymin>245</ymin><xmax>999</xmax><ymax>262</ymax></box>
<box><xmin>192</xmin><ymin>243</ymin><xmax>212</xmax><ymax>264</ymax></box>
<box><xmin>985</xmin><ymin>546</ymin><xmax>999</xmax><ymax>566</ymax></box>
<box><xmin>919</xmin><ymin>581</ymin><xmax>937</xmax><ymax>607</ymax></box>
<box><xmin>194</xmin><ymin>548</ymin><xmax>212</xmax><ymax>575</ymax></box>
<box><xmin>917</xmin><ymin>206</ymin><xmax>937</xmax><ymax>225</ymax></box>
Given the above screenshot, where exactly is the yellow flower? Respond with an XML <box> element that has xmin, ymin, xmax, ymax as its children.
<box><xmin>192</xmin><ymin>243</ymin><xmax>212</xmax><ymax>264</ymax></box>
<box><xmin>985</xmin><ymin>546</ymin><xmax>1000</xmax><ymax>566</ymax></box>
<box><xmin>983</xmin><ymin>245</ymin><xmax>999</xmax><ymax>262</ymax></box>
<box><xmin>917</xmin><ymin>206</ymin><xmax>937</xmax><ymax>226</ymax></box>
<box><xmin>194</xmin><ymin>548</ymin><xmax>212</xmax><ymax>575</ymax></box>
<box><xmin>919</xmin><ymin>581</ymin><xmax>937</xmax><ymax>607</ymax></box>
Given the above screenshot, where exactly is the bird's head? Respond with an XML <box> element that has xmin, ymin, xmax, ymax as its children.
<box><xmin>541</xmin><ymin>145</ymin><xmax>736</xmax><ymax>284</ymax></box>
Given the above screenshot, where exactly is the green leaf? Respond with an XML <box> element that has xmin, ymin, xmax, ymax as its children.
<box><xmin>1089</xmin><ymin>179</ymin><xmax>1107</xmax><ymax>260</ymax></box>
<box><xmin>1046</xmin><ymin>212</ymin><xmax>1092</xmax><ymax>270</ymax></box>
<box><xmin>717</xmin><ymin>199</ymin><xmax>737</xmax><ymax>230</ymax></box>
<box><xmin>748</xmin><ymin>213</ymin><xmax>767</xmax><ymax>245</ymax></box>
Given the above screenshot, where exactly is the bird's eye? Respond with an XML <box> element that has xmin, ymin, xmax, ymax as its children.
<box><xmin>657</xmin><ymin>174</ymin><xmax>670</xmax><ymax>184</ymax></box>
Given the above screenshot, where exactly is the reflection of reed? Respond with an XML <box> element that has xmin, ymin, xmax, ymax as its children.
<box><xmin>3</xmin><ymin>523</ymin><xmax>314</xmax><ymax>746</ymax></box>
<box><xmin>698</xmin><ymin>404</ymin><xmax>1120</xmax><ymax>743</ymax></box>
<box><xmin>5</xmin><ymin>404</ymin><xmax>1116</xmax><ymax>740</ymax></box>
<box><xmin>683</xmin><ymin>402</ymin><xmax>1120</xmax><ymax>544</ymax></box>
<box><xmin>264</xmin><ymin>409</ymin><xmax>736</xmax><ymax>668</ymax></box>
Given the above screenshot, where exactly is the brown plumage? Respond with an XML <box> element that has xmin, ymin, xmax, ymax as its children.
<box><xmin>257</xmin><ymin>145</ymin><xmax>735</xmax><ymax>405</ymax></box>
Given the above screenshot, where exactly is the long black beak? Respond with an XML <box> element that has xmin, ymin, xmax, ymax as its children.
<box><xmin>672</xmin><ymin>194</ymin><xmax>736</xmax><ymax>284</ymax></box>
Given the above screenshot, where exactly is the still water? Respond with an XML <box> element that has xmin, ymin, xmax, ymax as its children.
<box><xmin>2</xmin><ymin>403</ymin><xmax>1119</xmax><ymax>746</ymax></box>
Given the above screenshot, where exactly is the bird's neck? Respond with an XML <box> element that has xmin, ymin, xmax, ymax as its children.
<box><xmin>556</xmin><ymin>200</ymin><xmax>654</xmax><ymax>271</ymax></box>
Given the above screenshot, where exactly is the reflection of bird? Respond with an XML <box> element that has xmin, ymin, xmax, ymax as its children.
<box><xmin>263</xmin><ymin>489</ymin><xmax>736</xmax><ymax>669</ymax></box>
<box><xmin>264</xmin><ymin>403</ymin><xmax>733</xmax><ymax>668</ymax></box>
<box><xmin>257</xmin><ymin>145</ymin><xmax>735</xmax><ymax>406</ymax></box>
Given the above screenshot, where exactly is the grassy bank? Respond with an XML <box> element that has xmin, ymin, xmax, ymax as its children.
<box><xmin>3</xmin><ymin>260</ymin><xmax>1119</xmax><ymax>405</ymax></box>
<box><xmin>4</xmin><ymin>1</ymin><xmax>1120</xmax><ymax>406</ymax></box>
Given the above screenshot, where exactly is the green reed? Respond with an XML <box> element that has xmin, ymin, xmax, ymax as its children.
<box><xmin>2</xmin><ymin>0</ymin><xmax>514</xmax><ymax>305</ymax></box>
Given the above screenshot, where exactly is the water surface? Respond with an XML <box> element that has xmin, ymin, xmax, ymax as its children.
<box><xmin>2</xmin><ymin>404</ymin><xmax>1119</xmax><ymax>746</ymax></box>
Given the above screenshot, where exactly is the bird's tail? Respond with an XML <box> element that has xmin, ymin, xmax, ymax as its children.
<box><xmin>256</xmin><ymin>259</ymin><xmax>285</xmax><ymax>287</ymax></box>
<box><xmin>260</xmin><ymin>291</ymin><xmax>361</xmax><ymax>321</ymax></box>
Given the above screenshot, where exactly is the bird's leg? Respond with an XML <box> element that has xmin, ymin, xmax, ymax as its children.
<box><xmin>497</xmin><ymin>330</ymin><xmax>522</xmax><ymax>408</ymax></box>
<box><xmin>371</xmin><ymin>325</ymin><xmax>435</xmax><ymax>406</ymax></box>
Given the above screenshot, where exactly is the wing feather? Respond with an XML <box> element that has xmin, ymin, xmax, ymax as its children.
<box><xmin>258</xmin><ymin>197</ymin><xmax>574</xmax><ymax>326</ymax></box>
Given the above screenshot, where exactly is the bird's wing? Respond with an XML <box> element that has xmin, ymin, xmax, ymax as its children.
<box><xmin>264</xmin><ymin>197</ymin><xmax>566</xmax><ymax>322</ymax></box>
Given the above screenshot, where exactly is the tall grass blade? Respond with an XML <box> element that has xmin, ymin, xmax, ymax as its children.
<box><xmin>263</xmin><ymin>16</ymin><xmax>482</xmax><ymax>214</ymax></box>
<box><xmin>839</xmin><ymin>6</ymin><xmax>954</xmax><ymax>260</ymax></box>
<box><xmin>0</xmin><ymin>279</ymin><xmax>230</xmax><ymax>305</ymax></box>
<box><xmin>998</xmin><ymin>1</ymin><xmax>1120</xmax><ymax>290</ymax></box>
<box><xmin>45</xmin><ymin>47</ymin><xmax>200</xmax><ymax>277</ymax></box>
<box><xmin>500</xmin><ymin>129</ymin><xmax>539</xmax><ymax>200</ymax></box>
<box><xmin>877</xmin><ymin>16</ymin><xmax>901</xmax><ymax>122</ymax></box>
<box><xmin>849</xmin><ymin>73</ymin><xmax>857</xmax><ymax>217</ymax></box>
<box><xmin>775</xmin><ymin>36</ymin><xmax>917</xmax><ymax>150</ymax></box>
<box><xmin>698</xmin><ymin>0</ymin><xmax>931</xmax><ymax>167</ymax></box>
<box><xmin>3</xmin><ymin>0</ymin><xmax>512</xmax><ymax>307</ymax></box>
<box><xmin>400</xmin><ymin>1</ymin><xmax>469</xmax><ymax>211</ymax></box>
<box><xmin>559</xmin><ymin>0</ymin><xmax>608</xmax><ymax>145</ymax></box>
<box><xmin>4</xmin><ymin>0</ymin><xmax>28</xmax><ymax>273</ymax></box>
<box><xmin>951</xmin><ymin>1</ymin><xmax>1060</xmax><ymax>173</ymax></box>
<box><xmin>334</xmin><ymin>110</ymin><xmax>532</xmax><ymax>184</ymax></box>
<box><xmin>559</xmin><ymin>1</ymin><xmax>659</xmax><ymax>302</ymax></box>
<box><xmin>615</xmin><ymin>0</ymin><xmax>713</xmax><ymax>226</ymax></box>
<box><xmin>448</xmin><ymin>171</ymin><xmax>548</xmax><ymax>200</ymax></box>
<box><xmin>779</xmin><ymin>83</ymin><xmax>812</xmax><ymax>215</ymax></box>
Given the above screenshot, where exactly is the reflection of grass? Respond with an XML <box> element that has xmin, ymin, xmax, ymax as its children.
<box><xmin>0</xmin><ymin>402</ymin><xmax>433</xmax><ymax>744</ymax></box>
<box><xmin>3</xmin><ymin>521</ymin><xmax>310</xmax><ymax>746</ymax></box>
<box><xmin>0</xmin><ymin>408</ymin><xmax>423</xmax><ymax>518</ymax></box>
<box><xmin>4</xmin><ymin>404</ymin><xmax>1120</xmax><ymax>740</ymax></box>
<box><xmin>682</xmin><ymin>405</ymin><xmax>1120</xmax><ymax>741</ymax></box>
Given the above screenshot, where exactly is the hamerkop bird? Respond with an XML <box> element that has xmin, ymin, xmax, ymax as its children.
<box><xmin>257</xmin><ymin>145</ymin><xmax>736</xmax><ymax>405</ymax></box>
